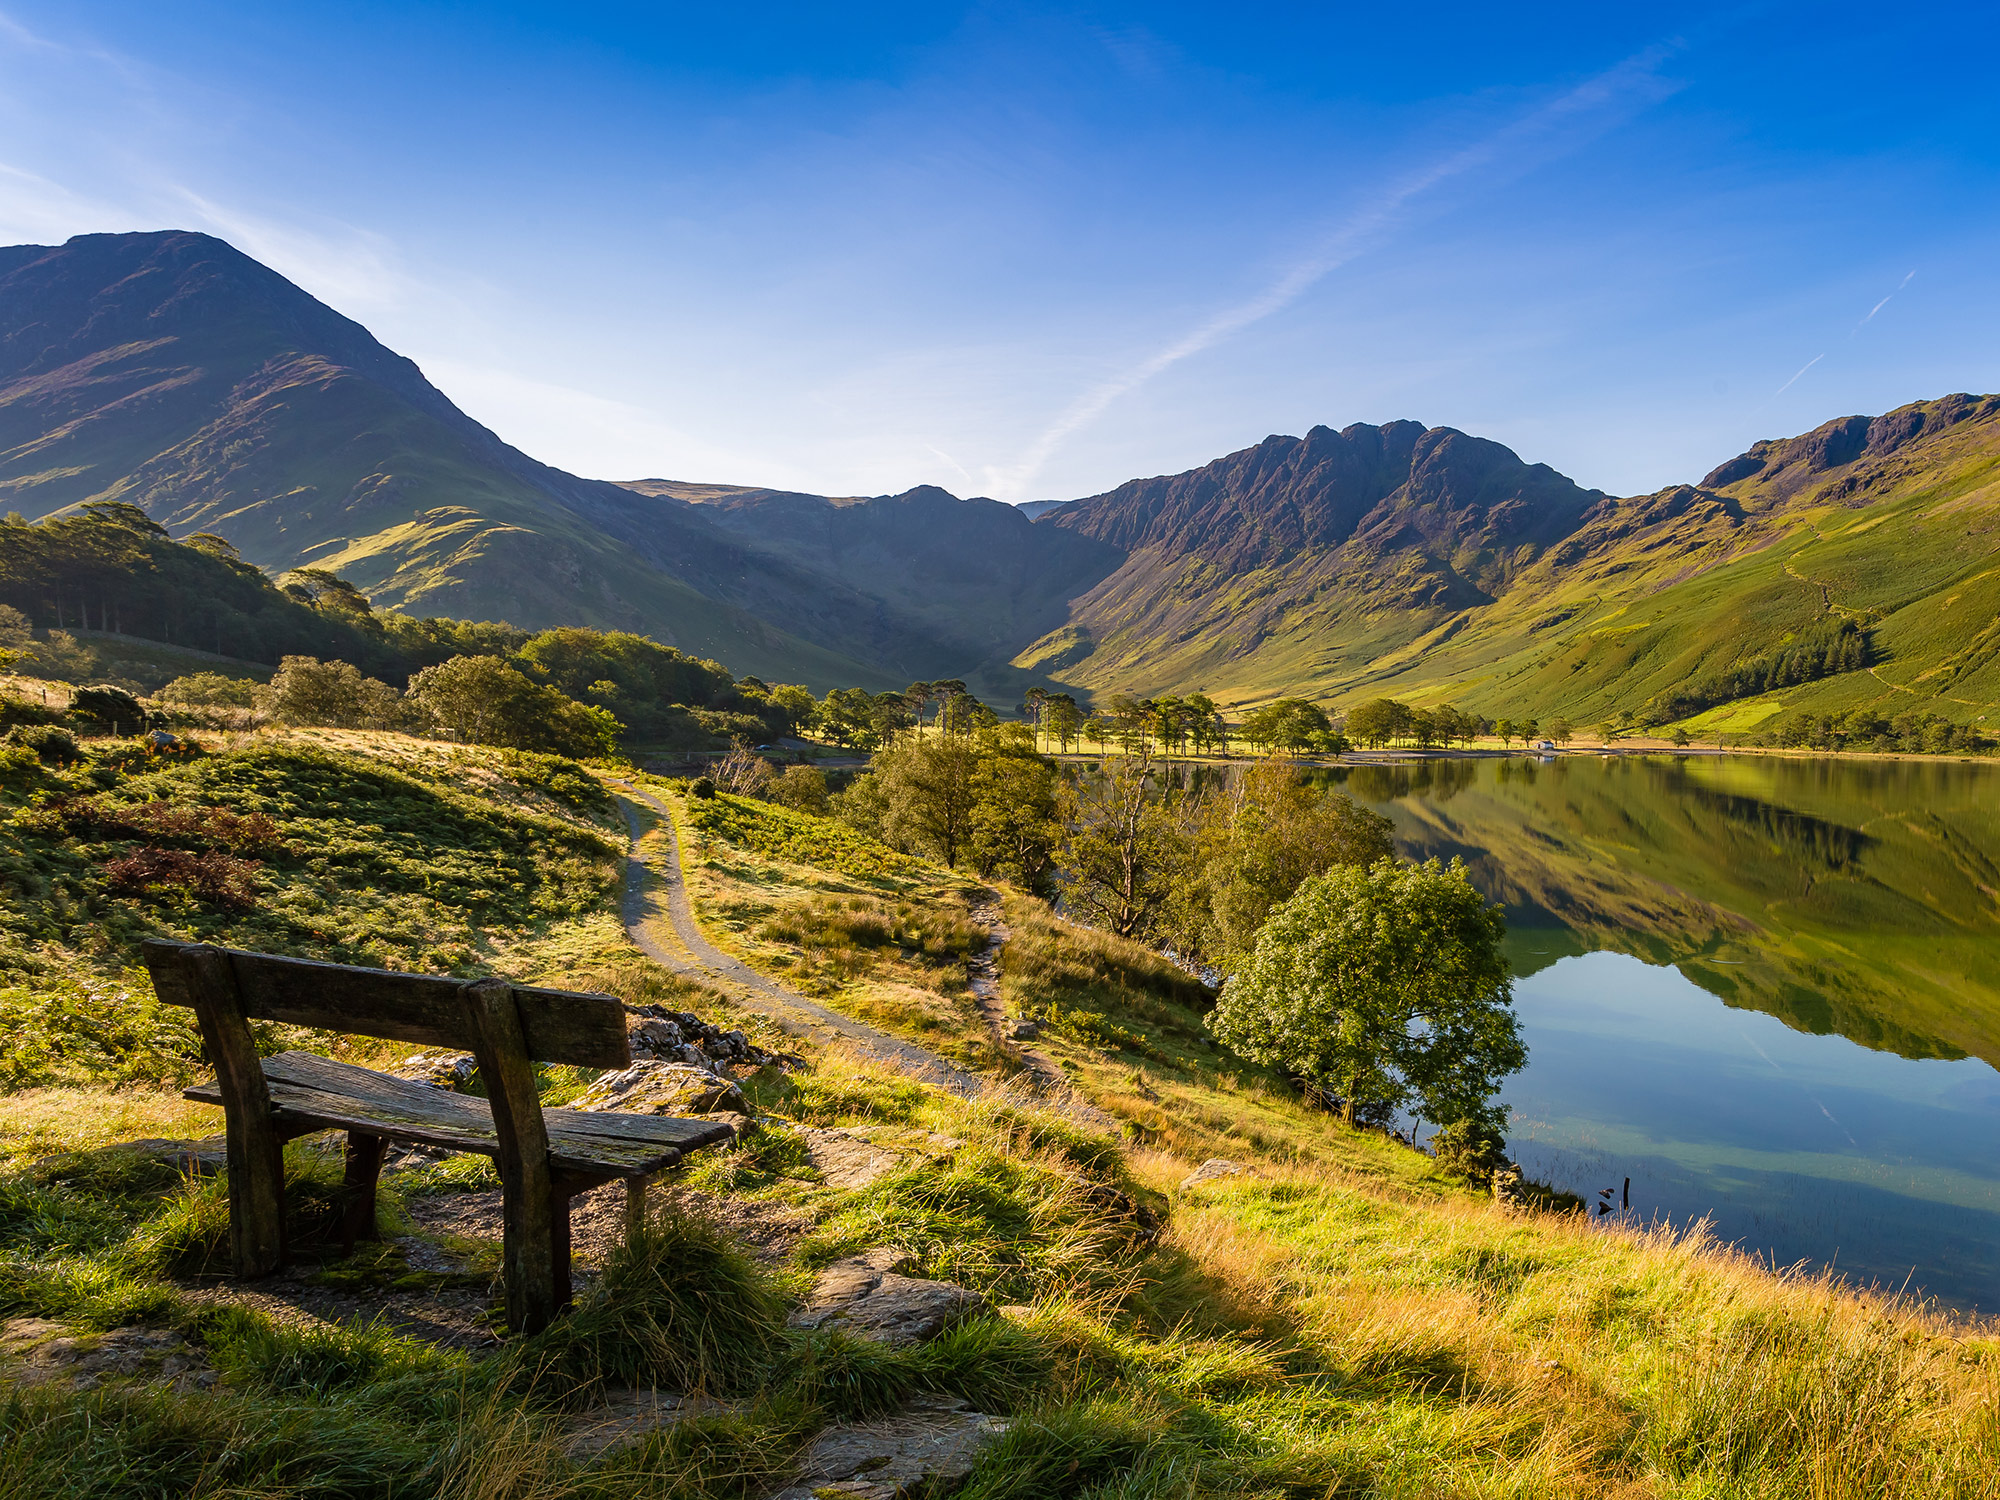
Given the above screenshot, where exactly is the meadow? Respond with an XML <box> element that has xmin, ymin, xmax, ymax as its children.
<box><xmin>0</xmin><ymin>725</ymin><xmax>1992</xmax><ymax>1498</ymax></box>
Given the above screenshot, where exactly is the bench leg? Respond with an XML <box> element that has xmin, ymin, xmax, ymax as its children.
<box><xmin>625</xmin><ymin>1176</ymin><xmax>648</xmax><ymax>1241</ymax></box>
<box><xmin>341</xmin><ymin>1132</ymin><xmax>386</xmax><ymax>1255</ymax></box>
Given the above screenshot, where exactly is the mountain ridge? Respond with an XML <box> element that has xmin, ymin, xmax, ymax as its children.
<box><xmin>5</xmin><ymin>228</ymin><xmax>1998</xmax><ymax>732</ymax></box>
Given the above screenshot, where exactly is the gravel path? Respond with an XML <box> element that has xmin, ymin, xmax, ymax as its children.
<box><xmin>611</xmin><ymin>782</ymin><xmax>981</xmax><ymax>1097</ymax></box>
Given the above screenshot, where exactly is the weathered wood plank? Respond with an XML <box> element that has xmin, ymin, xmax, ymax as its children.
<box><xmin>342</xmin><ymin>1132</ymin><xmax>386</xmax><ymax>1253</ymax></box>
<box><xmin>141</xmin><ymin>939</ymin><xmax>633</xmax><ymax>1069</ymax></box>
<box><xmin>175</xmin><ymin>946</ymin><xmax>287</xmax><ymax>1278</ymax></box>
<box><xmin>460</xmin><ymin>978</ymin><xmax>559</xmax><ymax>1335</ymax></box>
<box><xmin>184</xmin><ymin>1052</ymin><xmax>734</xmax><ymax>1174</ymax></box>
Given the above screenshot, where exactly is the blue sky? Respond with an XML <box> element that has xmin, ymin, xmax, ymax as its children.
<box><xmin>2</xmin><ymin>2</ymin><xmax>1997</xmax><ymax>503</ymax></box>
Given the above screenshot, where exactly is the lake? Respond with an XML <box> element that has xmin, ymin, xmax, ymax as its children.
<box><xmin>1325</xmin><ymin>753</ymin><xmax>2000</xmax><ymax>1313</ymax></box>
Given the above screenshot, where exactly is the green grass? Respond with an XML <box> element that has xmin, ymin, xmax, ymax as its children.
<box><xmin>680</xmin><ymin>786</ymin><xmax>927</xmax><ymax>884</ymax></box>
<box><xmin>0</xmin><ymin>732</ymin><xmax>1995</xmax><ymax>1500</ymax></box>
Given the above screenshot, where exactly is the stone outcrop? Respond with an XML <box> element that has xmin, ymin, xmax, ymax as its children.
<box><xmin>800</xmin><ymin>1126</ymin><xmax>962</xmax><ymax>1190</ymax></box>
<box><xmin>768</xmin><ymin>1395</ymin><xmax>1009</xmax><ymax>1500</ymax></box>
<box><xmin>573</xmin><ymin>1059</ymin><xmax>748</xmax><ymax>1117</ymax></box>
<box><xmin>789</xmin><ymin>1247</ymin><xmax>987</xmax><ymax>1348</ymax></box>
<box><xmin>0</xmin><ymin>1317</ymin><xmax>215</xmax><ymax>1392</ymax></box>
<box><xmin>390</xmin><ymin>1051</ymin><xmax>478</xmax><ymax>1089</ymax></box>
<box><xmin>1179</xmin><ymin>1158</ymin><xmax>1244</xmax><ymax>1190</ymax></box>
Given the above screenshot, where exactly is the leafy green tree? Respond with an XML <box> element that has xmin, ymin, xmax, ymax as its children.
<box><xmin>767</xmin><ymin>684</ymin><xmax>818</xmax><ymax>736</ymax></box>
<box><xmin>1045</xmin><ymin>692</ymin><xmax>1083</xmax><ymax>754</ymax></box>
<box><xmin>870</xmin><ymin>735</ymin><xmax>981</xmax><ymax>866</ymax></box>
<box><xmin>1345</xmin><ymin>698</ymin><xmax>1410</xmax><ymax>749</ymax></box>
<box><xmin>1163</xmin><ymin>759</ymin><xmax>1396</xmax><ymax>971</ymax></box>
<box><xmin>262</xmin><ymin>656</ymin><xmax>405</xmax><ymax>729</ymax></box>
<box><xmin>158</xmin><ymin>672</ymin><xmax>259</xmax><ymax>708</ymax></box>
<box><xmin>1059</xmin><ymin>753</ymin><xmax>1176</xmax><ymax>938</ymax></box>
<box><xmin>765</xmin><ymin>764</ymin><xmax>830</xmax><ymax>814</ymax></box>
<box><xmin>1547</xmin><ymin>717</ymin><xmax>1573</xmax><ymax>746</ymax></box>
<box><xmin>1208</xmin><ymin>858</ymin><xmax>1524</xmax><ymax>1130</ymax></box>
<box><xmin>1240</xmin><ymin>698</ymin><xmax>1333</xmax><ymax>754</ymax></box>
<box><xmin>966</xmin><ymin>729</ymin><xmax>1062</xmax><ymax>894</ymax></box>
<box><xmin>407</xmin><ymin>654</ymin><xmax>620</xmax><ymax>757</ymax></box>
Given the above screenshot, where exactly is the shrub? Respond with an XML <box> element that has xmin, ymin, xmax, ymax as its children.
<box><xmin>67</xmin><ymin>685</ymin><xmax>148</xmax><ymax>735</ymax></box>
<box><xmin>99</xmin><ymin>846</ymin><xmax>263</xmax><ymax>908</ymax></box>
<box><xmin>157</xmin><ymin>672</ymin><xmax>260</xmax><ymax>708</ymax></box>
<box><xmin>6</xmin><ymin>722</ymin><xmax>79</xmax><ymax>765</ymax></box>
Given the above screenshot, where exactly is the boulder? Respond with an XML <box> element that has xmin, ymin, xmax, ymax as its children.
<box><xmin>96</xmin><ymin>1137</ymin><xmax>229</xmax><ymax>1178</ymax></box>
<box><xmin>1005</xmin><ymin>1018</ymin><xmax>1040</xmax><ymax>1041</ymax></box>
<box><xmin>390</xmin><ymin>1051</ymin><xmax>478</xmax><ymax>1090</ymax></box>
<box><xmin>0</xmin><ymin>1317</ymin><xmax>215</xmax><ymax>1392</ymax></box>
<box><xmin>800</xmin><ymin>1126</ymin><xmax>961</xmax><ymax>1190</ymax></box>
<box><xmin>767</xmin><ymin>1395</ymin><xmax>1009</xmax><ymax>1500</ymax></box>
<box><xmin>573</xmin><ymin>1059</ymin><xmax>748</xmax><ymax>1117</ymax></box>
<box><xmin>1179</xmin><ymin>1158</ymin><xmax>1244</xmax><ymax>1190</ymax></box>
<box><xmin>790</xmin><ymin>1247</ymin><xmax>987</xmax><ymax>1348</ymax></box>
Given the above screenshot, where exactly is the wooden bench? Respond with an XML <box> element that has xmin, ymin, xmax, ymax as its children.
<box><xmin>142</xmin><ymin>939</ymin><xmax>737</xmax><ymax>1334</ymax></box>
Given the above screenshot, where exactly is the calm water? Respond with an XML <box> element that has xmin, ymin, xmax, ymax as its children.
<box><xmin>1324</xmin><ymin>754</ymin><xmax>2000</xmax><ymax>1312</ymax></box>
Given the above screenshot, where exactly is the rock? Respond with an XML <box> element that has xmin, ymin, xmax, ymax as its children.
<box><xmin>1005</xmin><ymin>1018</ymin><xmax>1040</xmax><ymax>1041</ymax></box>
<box><xmin>95</xmin><ymin>1137</ymin><xmax>229</xmax><ymax>1178</ymax></box>
<box><xmin>574</xmin><ymin>1059</ymin><xmax>749</xmax><ymax>1117</ymax></box>
<box><xmin>1179</xmin><ymin>1158</ymin><xmax>1244</xmax><ymax>1190</ymax></box>
<box><xmin>800</xmin><ymin>1126</ymin><xmax>961</xmax><ymax>1190</ymax></box>
<box><xmin>799</xmin><ymin>1128</ymin><xmax>907</xmax><ymax>1189</ymax></box>
<box><xmin>767</xmin><ymin>1395</ymin><xmax>1009</xmax><ymax>1500</ymax></box>
<box><xmin>790</xmin><ymin>1247</ymin><xmax>987</xmax><ymax>1348</ymax></box>
<box><xmin>628</xmin><ymin>1017</ymin><xmax>685</xmax><ymax>1059</ymax></box>
<box><xmin>390</xmin><ymin>1051</ymin><xmax>478</xmax><ymax>1090</ymax></box>
<box><xmin>0</xmin><ymin>1317</ymin><xmax>215</xmax><ymax>1392</ymax></box>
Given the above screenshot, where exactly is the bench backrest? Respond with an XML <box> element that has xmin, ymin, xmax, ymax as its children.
<box><xmin>141</xmin><ymin>939</ymin><xmax>632</xmax><ymax>1070</ymax></box>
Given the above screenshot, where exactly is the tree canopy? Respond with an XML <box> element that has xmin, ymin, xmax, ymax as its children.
<box><xmin>1207</xmin><ymin>858</ymin><xmax>1524</xmax><ymax>1132</ymax></box>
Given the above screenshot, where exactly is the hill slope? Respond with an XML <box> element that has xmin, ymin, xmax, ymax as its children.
<box><xmin>0</xmin><ymin>231</ymin><xmax>893</xmax><ymax>688</ymax></box>
<box><xmin>1017</xmin><ymin>396</ymin><xmax>2000</xmax><ymax>729</ymax></box>
<box><xmin>7</xmin><ymin>229</ymin><xmax>1998</xmax><ymax>727</ymax></box>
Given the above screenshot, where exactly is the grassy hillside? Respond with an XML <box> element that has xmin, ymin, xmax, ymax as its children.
<box><xmin>1028</xmin><ymin>395</ymin><xmax>2000</xmax><ymax>738</ymax></box>
<box><xmin>0</xmin><ymin>729</ymin><xmax>1994</xmax><ymax>1496</ymax></box>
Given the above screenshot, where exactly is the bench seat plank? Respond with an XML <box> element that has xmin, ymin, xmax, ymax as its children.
<box><xmin>185</xmin><ymin>1051</ymin><xmax>737</xmax><ymax>1179</ymax></box>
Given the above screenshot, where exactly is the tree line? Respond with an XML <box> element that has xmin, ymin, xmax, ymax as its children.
<box><xmin>808</xmin><ymin>727</ymin><xmax>1522</xmax><ymax>1155</ymax></box>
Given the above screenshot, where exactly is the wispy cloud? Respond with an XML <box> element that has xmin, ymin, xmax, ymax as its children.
<box><xmin>1857</xmin><ymin>269</ymin><xmax>1915</xmax><ymax>327</ymax></box>
<box><xmin>987</xmin><ymin>43</ymin><xmax>1686</xmax><ymax>500</ymax></box>
<box><xmin>1770</xmin><ymin>352</ymin><xmax>1825</xmax><ymax>398</ymax></box>
<box><xmin>1753</xmin><ymin>269</ymin><xmax>1919</xmax><ymax>412</ymax></box>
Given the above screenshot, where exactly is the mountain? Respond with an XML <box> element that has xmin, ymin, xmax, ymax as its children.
<box><xmin>0</xmin><ymin>231</ymin><xmax>970</xmax><ymax>689</ymax></box>
<box><xmin>6</xmin><ymin>229</ymin><xmax>1998</xmax><ymax>732</ymax></box>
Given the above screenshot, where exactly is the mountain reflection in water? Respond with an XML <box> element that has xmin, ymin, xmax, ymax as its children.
<box><xmin>1296</xmin><ymin>752</ymin><xmax>2000</xmax><ymax>1309</ymax></box>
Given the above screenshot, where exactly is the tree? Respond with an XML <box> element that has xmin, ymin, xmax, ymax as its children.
<box><xmin>406</xmin><ymin>654</ymin><xmax>621</xmax><ymax>757</ymax></box>
<box><xmin>1670</xmin><ymin>726</ymin><xmax>1692</xmax><ymax>748</ymax></box>
<box><xmin>966</xmin><ymin>730</ymin><xmax>1062</xmax><ymax>894</ymax></box>
<box><xmin>1045</xmin><ymin>693</ymin><xmax>1083</xmax><ymax>754</ymax></box>
<box><xmin>1547</xmin><ymin>717</ymin><xmax>1573</xmax><ymax>747</ymax></box>
<box><xmin>1240</xmin><ymin>698</ymin><xmax>1333</xmax><ymax>754</ymax></box>
<box><xmin>871</xmin><ymin>735</ymin><xmax>980</xmax><ymax>866</ymax></box>
<box><xmin>0</xmin><ymin>602</ymin><xmax>27</xmax><ymax>671</ymax></box>
<box><xmin>1160</xmin><ymin>758</ymin><xmax>1396</xmax><ymax>972</ymax></box>
<box><xmin>262</xmin><ymin>656</ymin><xmax>405</xmax><ymax>730</ymax></box>
<box><xmin>766</xmin><ymin>764</ymin><xmax>829</xmax><ymax>814</ymax></box>
<box><xmin>767</xmin><ymin>684</ymin><xmax>819</xmax><ymax>737</ymax></box>
<box><xmin>1496</xmin><ymin>718</ymin><xmax>1516</xmax><ymax>749</ymax></box>
<box><xmin>1346</xmin><ymin>699</ymin><xmax>1409</xmax><ymax>749</ymax></box>
<box><xmin>1207</xmin><ymin>858</ymin><xmax>1524</xmax><ymax>1131</ymax></box>
<box><xmin>1060</xmin><ymin>752</ymin><xmax>1175</xmax><ymax>938</ymax></box>
<box><xmin>159</xmin><ymin>672</ymin><xmax>259</xmax><ymax>708</ymax></box>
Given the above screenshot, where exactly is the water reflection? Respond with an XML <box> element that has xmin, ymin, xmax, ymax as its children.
<box><xmin>1312</xmin><ymin>751</ymin><xmax>2000</xmax><ymax>1309</ymax></box>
